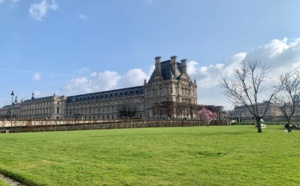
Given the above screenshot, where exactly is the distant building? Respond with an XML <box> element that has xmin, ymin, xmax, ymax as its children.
<box><xmin>64</xmin><ymin>86</ymin><xmax>145</xmax><ymax>120</ymax></box>
<box><xmin>0</xmin><ymin>96</ymin><xmax>21</xmax><ymax>119</ymax></box>
<box><xmin>20</xmin><ymin>93</ymin><xmax>67</xmax><ymax>120</ymax></box>
<box><xmin>233</xmin><ymin>101</ymin><xmax>283</xmax><ymax>120</ymax></box>
<box><xmin>144</xmin><ymin>56</ymin><xmax>197</xmax><ymax>119</ymax></box>
<box><xmin>0</xmin><ymin>56</ymin><xmax>198</xmax><ymax>120</ymax></box>
<box><xmin>0</xmin><ymin>104</ymin><xmax>21</xmax><ymax>119</ymax></box>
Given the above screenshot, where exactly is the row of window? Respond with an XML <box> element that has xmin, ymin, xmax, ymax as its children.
<box><xmin>70</xmin><ymin>90</ymin><xmax>143</xmax><ymax>102</ymax></box>
<box><xmin>67</xmin><ymin>98</ymin><xmax>143</xmax><ymax>107</ymax></box>
<box><xmin>20</xmin><ymin>107</ymin><xmax>62</xmax><ymax>115</ymax></box>
<box><xmin>146</xmin><ymin>87</ymin><xmax>171</xmax><ymax>97</ymax></box>
<box><xmin>73</xmin><ymin>113</ymin><xmax>144</xmax><ymax>120</ymax></box>
<box><xmin>68</xmin><ymin>105</ymin><xmax>144</xmax><ymax>115</ymax></box>
<box><xmin>22</xmin><ymin>102</ymin><xmax>59</xmax><ymax>108</ymax></box>
<box><xmin>146</xmin><ymin>87</ymin><xmax>195</xmax><ymax>97</ymax></box>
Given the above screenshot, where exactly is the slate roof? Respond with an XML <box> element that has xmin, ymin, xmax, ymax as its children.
<box><xmin>66</xmin><ymin>86</ymin><xmax>144</xmax><ymax>103</ymax></box>
<box><xmin>148</xmin><ymin>60</ymin><xmax>184</xmax><ymax>83</ymax></box>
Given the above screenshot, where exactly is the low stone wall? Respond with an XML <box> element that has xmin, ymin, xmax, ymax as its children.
<box><xmin>0</xmin><ymin>119</ymin><xmax>229</xmax><ymax>133</ymax></box>
<box><xmin>0</xmin><ymin>119</ymin><xmax>108</xmax><ymax>128</ymax></box>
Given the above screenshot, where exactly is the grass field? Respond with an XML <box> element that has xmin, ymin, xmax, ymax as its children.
<box><xmin>0</xmin><ymin>179</ymin><xmax>9</xmax><ymax>186</ymax></box>
<box><xmin>0</xmin><ymin>125</ymin><xmax>299</xmax><ymax>185</ymax></box>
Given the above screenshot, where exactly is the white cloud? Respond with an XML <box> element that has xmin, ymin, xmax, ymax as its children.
<box><xmin>64</xmin><ymin>71</ymin><xmax>121</xmax><ymax>94</ymax></box>
<box><xmin>221</xmin><ymin>52</ymin><xmax>246</xmax><ymax>78</ymax></box>
<box><xmin>33</xmin><ymin>73</ymin><xmax>41</xmax><ymax>81</ymax></box>
<box><xmin>63</xmin><ymin>68</ymin><xmax>149</xmax><ymax>96</ymax></box>
<box><xmin>78</xmin><ymin>68</ymin><xmax>89</xmax><ymax>74</ymax></box>
<box><xmin>63</xmin><ymin>77</ymin><xmax>92</xmax><ymax>94</ymax></box>
<box><xmin>0</xmin><ymin>0</ymin><xmax>5</xmax><ymax>4</ymax></box>
<box><xmin>246</xmin><ymin>37</ymin><xmax>300</xmax><ymax>75</ymax></box>
<box><xmin>120</xmin><ymin>69</ymin><xmax>149</xmax><ymax>87</ymax></box>
<box><xmin>29</xmin><ymin>0</ymin><xmax>58</xmax><ymax>21</ymax></box>
<box><xmin>188</xmin><ymin>37</ymin><xmax>300</xmax><ymax>110</ymax></box>
<box><xmin>11</xmin><ymin>0</ymin><xmax>19</xmax><ymax>3</ymax></box>
<box><xmin>89</xmin><ymin>71</ymin><xmax>121</xmax><ymax>91</ymax></box>
<box><xmin>187</xmin><ymin>60</ymin><xmax>198</xmax><ymax>75</ymax></box>
<box><xmin>264</xmin><ymin>38</ymin><xmax>289</xmax><ymax>58</ymax></box>
<box><xmin>147</xmin><ymin>65</ymin><xmax>155</xmax><ymax>76</ymax></box>
<box><xmin>78</xmin><ymin>14</ymin><xmax>87</xmax><ymax>20</ymax></box>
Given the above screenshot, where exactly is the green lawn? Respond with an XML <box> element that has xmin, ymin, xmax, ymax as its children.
<box><xmin>0</xmin><ymin>125</ymin><xmax>299</xmax><ymax>185</ymax></box>
<box><xmin>0</xmin><ymin>179</ymin><xmax>10</xmax><ymax>186</ymax></box>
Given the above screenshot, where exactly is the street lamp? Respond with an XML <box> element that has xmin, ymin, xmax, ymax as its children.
<box><xmin>11</xmin><ymin>91</ymin><xmax>14</xmax><ymax>120</ymax></box>
<box><xmin>72</xmin><ymin>97</ymin><xmax>75</xmax><ymax>120</ymax></box>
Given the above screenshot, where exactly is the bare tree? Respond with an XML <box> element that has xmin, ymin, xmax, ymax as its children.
<box><xmin>173</xmin><ymin>102</ymin><xmax>197</xmax><ymax>119</ymax></box>
<box><xmin>175</xmin><ymin>102</ymin><xmax>185</xmax><ymax>119</ymax></box>
<box><xmin>187</xmin><ymin>103</ymin><xmax>198</xmax><ymax>119</ymax></box>
<box><xmin>151</xmin><ymin>102</ymin><xmax>161</xmax><ymax>119</ymax></box>
<box><xmin>273</xmin><ymin>68</ymin><xmax>300</xmax><ymax>126</ymax></box>
<box><xmin>152</xmin><ymin>101</ymin><xmax>176</xmax><ymax>119</ymax></box>
<box><xmin>118</xmin><ymin>104</ymin><xmax>137</xmax><ymax>118</ymax></box>
<box><xmin>220</xmin><ymin>59</ymin><xmax>282</xmax><ymax>132</ymax></box>
<box><xmin>160</xmin><ymin>101</ymin><xmax>176</xmax><ymax>119</ymax></box>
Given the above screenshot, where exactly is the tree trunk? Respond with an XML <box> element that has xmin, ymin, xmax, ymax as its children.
<box><xmin>287</xmin><ymin>117</ymin><xmax>292</xmax><ymax>132</ymax></box>
<box><xmin>287</xmin><ymin>118</ymin><xmax>291</xmax><ymax>125</ymax></box>
<box><xmin>256</xmin><ymin>117</ymin><xmax>262</xmax><ymax>133</ymax></box>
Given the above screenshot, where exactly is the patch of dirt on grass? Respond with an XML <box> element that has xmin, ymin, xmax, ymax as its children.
<box><xmin>0</xmin><ymin>173</ymin><xmax>25</xmax><ymax>186</ymax></box>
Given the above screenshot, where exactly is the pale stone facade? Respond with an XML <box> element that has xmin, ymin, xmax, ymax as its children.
<box><xmin>0</xmin><ymin>104</ymin><xmax>21</xmax><ymax>119</ymax></box>
<box><xmin>20</xmin><ymin>93</ymin><xmax>67</xmax><ymax>120</ymax></box>
<box><xmin>233</xmin><ymin>101</ymin><xmax>283</xmax><ymax>119</ymax></box>
<box><xmin>0</xmin><ymin>96</ymin><xmax>21</xmax><ymax>119</ymax></box>
<box><xmin>144</xmin><ymin>56</ymin><xmax>197</xmax><ymax>119</ymax></box>
<box><xmin>64</xmin><ymin>86</ymin><xmax>144</xmax><ymax>120</ymax></box>
<box><xmin>0</xmin><ymin>56</ymin><xmax>198</xmax><ymax>120</ymax></box>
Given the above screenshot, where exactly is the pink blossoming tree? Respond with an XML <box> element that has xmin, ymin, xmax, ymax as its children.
<box><xmin>197</xmin><ymin>108</ymin><xmax>217</xmax><ymax>126</ymax></box>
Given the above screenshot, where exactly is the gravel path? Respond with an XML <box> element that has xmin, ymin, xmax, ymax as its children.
<box><xmin>0</xmin><ymin>173</ymin><xmax>25</xmax><ymax>186</ymax></box>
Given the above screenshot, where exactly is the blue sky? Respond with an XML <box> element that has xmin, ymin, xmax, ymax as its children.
<box><xmin>1</xmin><ymin>0</ymin><xmax>300</xmax><ymax>109</ymax></box>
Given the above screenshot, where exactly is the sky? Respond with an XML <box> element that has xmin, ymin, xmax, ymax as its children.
<box><xmin>1</xmin><ymin>0</ymin><xmax>300</xmax><ymax>110</ymax></box>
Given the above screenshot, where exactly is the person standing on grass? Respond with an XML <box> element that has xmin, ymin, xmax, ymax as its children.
<box><xmin>284</xmin><ymin>123</ymin><xmax>291</xmax><ymax>132</ymax></box>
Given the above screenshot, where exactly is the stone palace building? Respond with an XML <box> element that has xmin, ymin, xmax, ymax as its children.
<box><xmin>0</xmin><ymin>56</ymin><xmax>198</xmax><ymax>120</ymax></box>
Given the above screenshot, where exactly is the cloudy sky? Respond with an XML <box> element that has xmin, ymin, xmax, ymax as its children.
<box><xmin>1</xmin><ymin>0</ymin><xmax>300</xmax><ymax>110</ymax></box>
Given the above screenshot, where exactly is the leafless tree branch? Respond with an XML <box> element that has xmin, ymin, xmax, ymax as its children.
<box><xmin>219</xmin><ymin>59</ymin><xmax>282</xmax><ymax>132</ymax></box>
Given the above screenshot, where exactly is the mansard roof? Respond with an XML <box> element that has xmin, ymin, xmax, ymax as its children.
<box><xmin>161</xmin><ymin>61</ymin><xmax>182</xmax><ymax>80</ymax></box>
<box><xmin>66</xmin><ymin>86</ymin><xmax>144</xmax><ymax>103</ymax></box>
<box><xmin>1</xmin><ymin>102</ymin><xmax>21</xmax><ymax>109</ymax></box>
<box><xmin>148</xmin><ymin>59</ymin><xmax>190</xmax><ymax>83</ymax></box>
<box><xmin>23</xmin><ymin>95</ymin><xmax>66</xmax><ymax>104</ymax></box>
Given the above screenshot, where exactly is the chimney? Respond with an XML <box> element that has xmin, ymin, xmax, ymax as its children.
<box><xmin>155</xmin><ymin>56</ymin><xmax>161</xmax><ymax>73</ymax></box>
<box><xmin>171</xmin><ymin>55</ymin><xmax>177</xmax><ymax>64</ymax></box>
<box><xmin>181</xmin><ymin>59</ymin><xmax>187</xmax><ymax>74</ymax></box>
<box><xmin>171</xmin><ymin>55</ymin><xmax>177</xmax><ymax>76</ymax></box>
